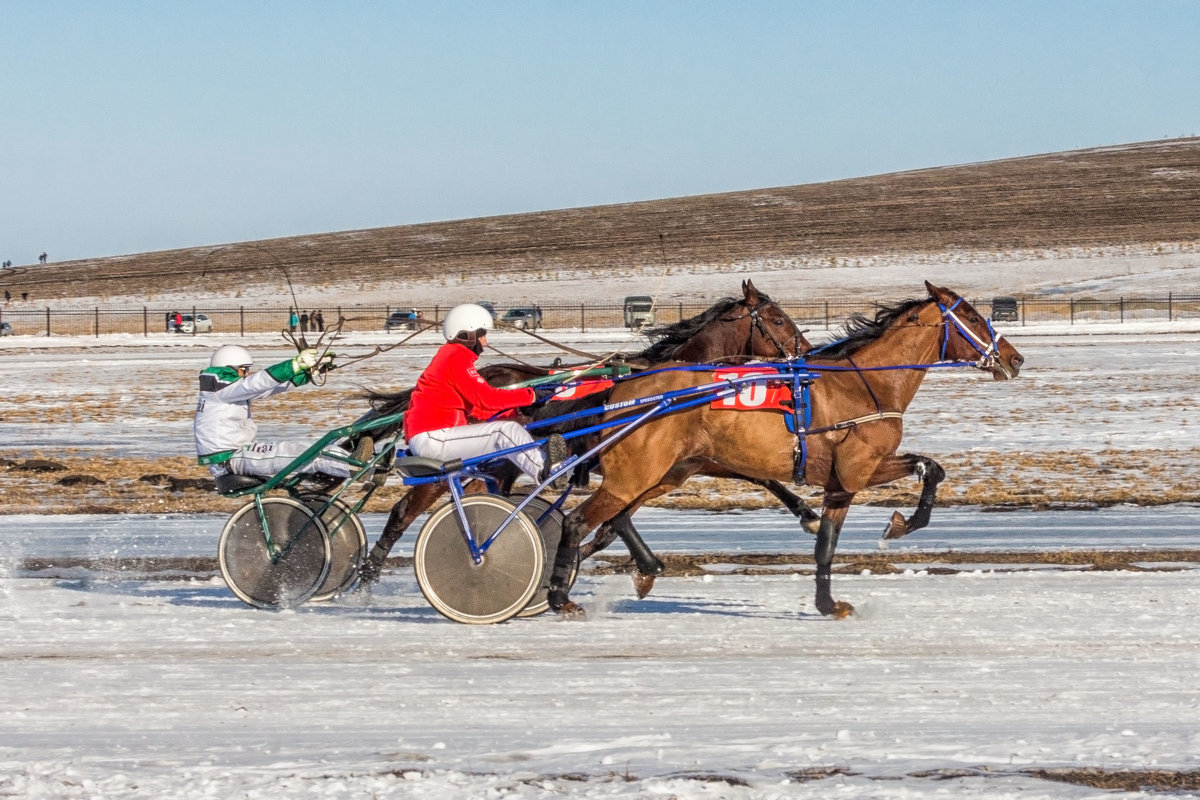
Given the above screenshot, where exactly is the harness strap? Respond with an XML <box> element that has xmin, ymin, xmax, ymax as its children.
<box><xmin>807</xmin><ymin>410</ymin><xmax>904</xmax><ymax>435</ymax></box>
<box><xmin>791</xmin><ymin>411</ymin><xmax>904</xmax><ymax>484</ymax></box>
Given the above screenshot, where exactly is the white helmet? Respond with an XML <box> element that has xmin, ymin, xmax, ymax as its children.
<box><xmin>210</xmin><ymin>344</ymin><xmax>253</xmax><ymax>368</ymax></box>
<box><xmin>442</xmin><ymin>303</ymin><xmax>493</xmax><ymax>342</ymax></box>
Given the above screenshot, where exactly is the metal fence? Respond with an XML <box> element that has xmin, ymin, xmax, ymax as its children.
<box><xmin>1</xmin><ymin>295</ymin><xmax>1199</xmax><ymax>338</ymax></box>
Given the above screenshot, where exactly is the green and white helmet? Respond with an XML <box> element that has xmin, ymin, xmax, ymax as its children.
<box><xmin>210</xmin><ymin>344</ymin><xmax>253</xmax><ymax>368</ymax></box>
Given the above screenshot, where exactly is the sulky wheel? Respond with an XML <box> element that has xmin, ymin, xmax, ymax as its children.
<box><xmin>299</xmin><ymin>493</ymin><xmax>368</xmax><ymax>602</ymax></box>
<box><xmin>414</xmin><ymin>494</ymin><xmax>543</xmax><ymax>625</ymax></box>
<box><xmin>508</xmin><ymin>494</ymin><xmax>576</xmax><ymax>617</ymax></box>
<box><xmin>218</xmin><ymin>496</ymin><xmax>331</xmax><ymax>610</ymax></box>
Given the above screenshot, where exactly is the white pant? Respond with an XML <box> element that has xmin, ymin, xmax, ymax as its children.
<box><xmin>408</xmin><ymin>420</ymin><xmax>543</xmax><ymax>480</ymax></box>
<box><xmin>212</xmin><ymin>440</ymin><xmax>352</xmax><ymax>480</ymax></box>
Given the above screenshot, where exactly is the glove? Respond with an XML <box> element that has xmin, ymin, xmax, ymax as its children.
<box><xmin>532</xmin><ymin>385</ymin><xmax>560</xmax><ymax>403</ymax></box>
<box><xmin>292</xmin><ymin>348</ymin><xmax>329</xmax><ymax>373</ymax></box>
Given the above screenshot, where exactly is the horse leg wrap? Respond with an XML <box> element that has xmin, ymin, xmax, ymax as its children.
<box><xmin>814</xmin><ymin>517</ymin><xmax>841</xmax><ymax>566</ymax></box>
<box><xmin>905</xmin><ymin>456</ymin><xmax>946</xmax><ymax>534</ymax></box>
<box><xmin>549</xmin><ymin>514</ymin><xmax>587</xmax><ymax>610</ymax></box>
<box><xmin>614</xmin><ymin>513</ymin><xmax>665</xmax><ymax>576</ymax></box>
<box><xmin>358</xmin><ymin>542</ymin><xmax>391</xmax><ymax>584</ymax></box>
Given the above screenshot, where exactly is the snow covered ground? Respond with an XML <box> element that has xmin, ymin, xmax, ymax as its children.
<box><xmin>2</xmin><ymin>322</ymin><xmax>1199</xmax><ymax>798</ymax></box>
<box><xmin>2</xmin><ymin>561</ymin><xmax>1197</xmax><ymax>798</ymax></box>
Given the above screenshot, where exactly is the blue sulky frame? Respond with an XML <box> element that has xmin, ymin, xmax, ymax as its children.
<box><xmin>392</xmin><ymin>364</ymin><xmax>820</xmax><ymax>567</ymax></box>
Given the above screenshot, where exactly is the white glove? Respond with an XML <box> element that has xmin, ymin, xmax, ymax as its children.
<box><xmin>292</xmin><ymin>348</ymin><xmax>321</xmax><ymax>372</ymax></box>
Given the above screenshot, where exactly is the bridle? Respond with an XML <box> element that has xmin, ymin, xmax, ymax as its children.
<box><xmin>937</xmin><ymin>297</ymin><xmax>1006</xmax><ymax>374</ymax></box>
<box><xmin>721</xmin><ymin>297</ymin><xmax>807</xmax><ymax>359</ymax></box>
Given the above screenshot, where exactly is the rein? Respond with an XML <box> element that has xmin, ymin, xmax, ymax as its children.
<box><xmin>287</xmin><ymin>320</ymin><xmax>443</xmax><ymax>385</ymax></box>
<box><xmin>490</xmin><ymin>323</ymin><xmax>605</xmax><ymax>363</ymax></box>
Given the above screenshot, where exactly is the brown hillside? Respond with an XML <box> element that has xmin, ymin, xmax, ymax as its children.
<box><xmin>8</xmin><ymin>138</ymin><xmax>1200</xmax><ymax>302</ymax></box>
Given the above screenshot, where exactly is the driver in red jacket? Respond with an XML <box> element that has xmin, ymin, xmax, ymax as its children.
<box><xmin>404</xmin><ymin>303</ymin><xmax>566</xmax><ymax>486</ymax></box>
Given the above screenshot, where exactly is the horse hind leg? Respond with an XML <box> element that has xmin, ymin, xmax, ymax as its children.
<box><xmin>883</xmin><ymin>455</ymin><xmax>945</xmax><ymax>539</ymax></box>
<box><xmin>550</xmin><ymin>489</ymin><xmax>629</xmax><ymax>618</ymax></box>
<box><xmin>761</xmin><ymin>478</ymin><xmax>821</xmax><ymax>534</ymax></box>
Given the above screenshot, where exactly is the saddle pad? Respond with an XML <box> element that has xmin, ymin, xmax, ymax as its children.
<box><xmin>547</xmin><ymin>375</ymin><xmax>614</xmax><ymax>400</ymax></box>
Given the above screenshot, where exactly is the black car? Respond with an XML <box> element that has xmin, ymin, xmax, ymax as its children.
<box><xmin>990</xmin><ymin>296</ymin><xmax>1019</xmax><ymax>322</ymax></box>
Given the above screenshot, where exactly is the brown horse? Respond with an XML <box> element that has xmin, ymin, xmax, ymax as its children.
<box><xmin>548</xmin><ymin>282</ymin><xmax>1024</xmax><ymax>618</ymax></box>
<box><xmin>356</xmin><ymin>280</ymin><xmax>813</xmax><ymax>588</ymax></box>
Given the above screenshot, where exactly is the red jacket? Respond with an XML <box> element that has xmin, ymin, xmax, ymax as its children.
<box><xmin>404</xmin><ymin>342</ymin><xmax>536</xmax><ymax>439</ymax></box>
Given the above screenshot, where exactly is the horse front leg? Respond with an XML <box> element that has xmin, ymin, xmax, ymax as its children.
<box><xmin>357</xmin><ymin>483</ymin><xmax>446</xmax><ymax>589</ymax></box>
<box><xmin>879</xmin><ymin>454</ymin><xmax>945</xmax><ymax>539</ymax></box>
<box><xmin>814</xmin><ymin>493</ymin><xmax>854</xmax><ymax>618</ymax></box>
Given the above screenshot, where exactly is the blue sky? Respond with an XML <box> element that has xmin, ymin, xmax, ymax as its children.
<box><xmin>3</xmin><ymin>1</ymin><xmax>1199</xmax><ymax>263</ymax></box>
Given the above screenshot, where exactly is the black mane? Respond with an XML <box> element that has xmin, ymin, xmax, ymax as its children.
<box><xmin>636</xmin><ymin>295</ymin><xmax>748</xmax><ymax>362</ymax></box>
<box><xmin>812</xmin><ymin>297</ymin><xmax>928</xmax><ymax>361</ymax></box>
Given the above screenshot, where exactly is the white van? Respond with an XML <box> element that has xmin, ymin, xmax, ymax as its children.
<box><xmin>623</xmin><ymin>296</ymin><xmax>654</xmax><ymax>328</ymax></box>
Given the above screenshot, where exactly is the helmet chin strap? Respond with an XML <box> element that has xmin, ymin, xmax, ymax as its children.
<box><xmin>454</xmin><ymin>330</ymin><xmax>485</xmax><ymax>355</ymax></box>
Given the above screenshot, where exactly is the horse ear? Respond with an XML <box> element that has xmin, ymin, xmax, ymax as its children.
<box><xmin>743</xmin><ymin>279</ymin><xmax>760</xmax><ymax>302</ymax></box>
<box><xmin>924</xmin><ymin>280</ymin><xmax>952</xmax><ymax>301</ymax></box>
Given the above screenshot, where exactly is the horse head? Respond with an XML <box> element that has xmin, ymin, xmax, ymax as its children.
<box><xmin>924</xmin><ymin>281</ymin><xmax>1024</xmax><ymax>380</ymax></box>
<box><xmin>640</xmin><ymin>282</ymin><xmax>808</xmax><ymax>363</ymax></box>
<box><xmin>740</xmin><ymin>279</ymin><xmax>812</xmax><ymax>359</ymax></box>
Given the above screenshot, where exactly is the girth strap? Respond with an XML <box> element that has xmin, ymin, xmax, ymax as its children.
<box><xmin>792</xmin><ymin>411</ymin><xmax>905</xmax><ymax>484</ymax></box>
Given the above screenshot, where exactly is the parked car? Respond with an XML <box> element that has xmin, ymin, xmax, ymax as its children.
<box><xmin>623</xmin><ymin>295</ymin><xmax>655</xmax><ymax>328</ymax></box>
<box><xmin>500</xmin><ymin>306</ymin><xmax>542</xmax><ymax>330</ymax></box>
<box><xmin>990</xmin><ymin>296</ymin><xmax>1019</xmax><ymax>322</ymax></box>
<box><xmin>476</xmin><ymin>301</ymin><xmax>496</xmax><ymax>318</ymax></box>
<box><xmin>177</xmin><ymin>313</ymin><xmax>213</xmax><ymax>333</ymax></box>
<box><xmin>0</xmin><ymin>321</ymin><xmax>12</xmax><ymax>336</ymax></box>
<box><xmin>384</xmin><ymin>309</ymin><xmax>420</xmax><ymax>332</ymax></box>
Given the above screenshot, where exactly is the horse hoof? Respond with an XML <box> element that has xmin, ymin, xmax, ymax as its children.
<box><xmin>801</xmin><ymin>517</ymin><xmax>821</xmax><ymax>535</ymax></box>
<box><xmin>555</xmin><ymin>601</ymin><xmax>587</xmax><ymax>619</ymax></box>
<box><xmin>830</xmin><ymin>601</ymin><xmax>855</xmax><ymax>619</ymax></box>
<box><xmin>882</xmin><ymin>511</ymin><xmax>909</xmax><ymax>539</ymax></box>
<box><xmin>632</xmin><ymin>572</ymin><xmax>656</xmax><ymax>599</ymax></box>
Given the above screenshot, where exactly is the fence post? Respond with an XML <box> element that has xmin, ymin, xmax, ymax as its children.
<box><xmin>240</xmin><ymin>307</ymin><xmax>245</xmax><ymax>336</ymax></box>
<box><xmin>191</xmin><ymin>305</ymin><xmax>197</xmax><ymax>336</ymax></box>
<box><xmin>1169</xmin><ymin>292</ymin><xmax>1173</xmax><ymax>321</ymax></box>
<box><xmin>1120</xmin><ymin>296</ymin><xmax>1124</xmax><ymax>323</ymax></box>
<box><xmin>45</xmin><ymin>307</ymin><xmax>51</xmax><ymax>337</ymax></box>
<box><xmin>824</xmin><ymin>300</ymin><xmax>829</xmax><ymax>328</ymax></box>
<box><xmin>94</xmin><ymin>307</ymin><xmax>100</xmax><ymax>338</ymax></box>
<box><xmin>1069</xmin><ymin>298</ymin><xmax>1075</xmax><ymax>325</ymax></box>
<box><xmin>580</xmin><ymin>303</ymin><xmax>586</xmax><ymax>332</ymax></box>
<box><xmin>143</xmin><ymin>306</ymin><xmax>148</xmax><ymax>337</ymax></box>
